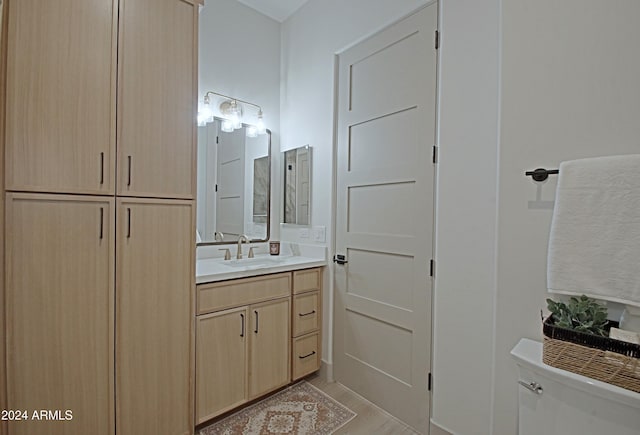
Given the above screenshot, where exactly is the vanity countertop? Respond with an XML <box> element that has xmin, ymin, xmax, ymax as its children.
<box><xmin>196</xmin><ymin>255</ymin><xmax>326</xmax><ymax>283</ymax></box>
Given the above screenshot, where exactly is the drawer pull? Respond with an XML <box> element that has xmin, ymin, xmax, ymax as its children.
<box><xmin>298</xmin><ymin>310</ymin><xmax>316</xmax><ymax>317</ymax></box>
<box><xmin>240</xmin><ymin>313</ymin><xmax>245</xmax><ymax>337</ymax></box>
<box><xmin>299</xmin><ymin>351</ymin><xmax>316</xmax><ymax>360</ymax></box>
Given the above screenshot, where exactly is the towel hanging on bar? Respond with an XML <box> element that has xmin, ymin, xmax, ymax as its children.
<box><xmin>547</xmin><ymin>154</ymin><xmax>640</xmax><ymax>307</ymax></box>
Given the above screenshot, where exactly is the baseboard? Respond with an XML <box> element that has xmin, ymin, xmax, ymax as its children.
<box><xmin>319</xmin><ymin>360</ymin><xmax>333</xmax><ymax>382</ymax></box>
<box><xmin>430</xmin><ymin>419</ymin><xmax>454</xmax><ymax>435</ymax></box>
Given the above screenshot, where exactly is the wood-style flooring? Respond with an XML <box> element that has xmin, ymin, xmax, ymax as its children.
<box><xmin>307</xmin><ymin>375</ymin><xmax>419</xmax><ymax>435</ymax></box>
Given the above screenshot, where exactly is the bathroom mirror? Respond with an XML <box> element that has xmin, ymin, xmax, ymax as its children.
<box><xmin>196</xmin><ymin>117</ymin><xmax>271</xmax><ymax>245</ymax></box>
<box><xmin>282</xmin><ymin>145</ymin><xmax>311</xmax><ymax>225</ymax></box>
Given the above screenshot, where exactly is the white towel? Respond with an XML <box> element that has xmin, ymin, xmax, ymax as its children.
<box><xmin>547</xmin><ymin>154</ymin><xmax>640</xmax><ymax>307</ymax></box>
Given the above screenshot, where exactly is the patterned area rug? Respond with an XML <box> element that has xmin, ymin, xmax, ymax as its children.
<box><xmin>200</xmin><ymin>381</ymin><xmax>356</xmax><ymax>435</ymax></box>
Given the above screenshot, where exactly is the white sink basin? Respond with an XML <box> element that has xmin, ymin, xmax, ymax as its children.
<box><xmin>223</xmin><ymin>257</ymin><xmax>284</xmax><ymax>268</ymax></box>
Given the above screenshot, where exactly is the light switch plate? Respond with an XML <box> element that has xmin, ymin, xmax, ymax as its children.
<box><xmin>311</xmin><ymin>226</ymin><xmax>326</xmax><ymax>242</ymax></box>
<box><xmin>299</xmin><ymin>228</ymin><xmax>310</xmax><ymax>239</ymax></box>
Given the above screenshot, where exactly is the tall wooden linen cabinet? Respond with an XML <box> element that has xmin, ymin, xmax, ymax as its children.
<box><xmin>0</xmin><ymin>1</ymin><xmax>200</xmax><ymax>434</ymax></box>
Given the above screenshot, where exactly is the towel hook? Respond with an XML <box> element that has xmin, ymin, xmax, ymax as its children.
<box><xmin>525</xmin><ymin>168</ymin><xmax>559</xmax><ymax>182</ymax></box>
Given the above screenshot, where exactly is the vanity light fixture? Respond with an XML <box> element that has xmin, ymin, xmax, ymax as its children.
<box><xmin>197</xmin><ymin>98</ymin><xmax>214</xmax><ymax>125</ymax></box>
<box><xmin>246</xmin><ymin>125</ymin><xmax>258</xmax><ymax>138</ymax></box>
<box><xmin>222</xmin><ymin>99</ymin><xmax>242</xmax><ymax>129</ymax></box>
<box><xmin>220</xmin><ymin>119</ymin><xmax>234</xmax><ymax>133</ymax></box>
<box><xmin>201</xmin><ymin>91</ymin><xmax>267</xmax><ymax>136</ymax></box>
<box><xmin>256</xmin><ymin>109</ymin><xmax>266</xmax><ymax>135</ymax></box>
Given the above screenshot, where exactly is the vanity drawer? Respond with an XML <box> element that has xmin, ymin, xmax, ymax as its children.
<box><xmin>292</xmin><ymin>291</ymin><xmax>319</xmax><ymax>337</ymax></box>
<box><xmin>292</xmin><ymin>333</ymin><xmax>320</xmax><ymax>380</ymax></box>
<box><xmin>197</xmin><ymin>272</ymin><xmax>291</xmax><ymax>314</ymax></box>
<box><xmin>292</xmin><ymin>268</ymin><xmax>321</xmax><ymax>294</ymax></box>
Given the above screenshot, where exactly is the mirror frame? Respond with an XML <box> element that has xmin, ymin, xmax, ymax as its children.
<box><xmin>196</xmin><ymin>125</ymin><xmax>272</xmax><ymax>246</ymax></box>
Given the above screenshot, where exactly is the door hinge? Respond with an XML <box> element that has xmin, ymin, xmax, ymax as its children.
<box><xmin>435</xmin><ymin>30</ymin><xmax>439</xmax><ymax>49</ymax></box>
<box><xmin>432</xmin><ymin>145</ymin><xmax>438</xmax><ymax>164</ymax></box>
<box><xmin>215</xmin><ymin>184</ymin><xmax>218</xmax><ymax>192</ymax></box>
<box><xmin>430</xmin><ymin>259</ymin><xmax>435</xmax><ymax>277</ymax></box>
<box><xmin>428</xmin><ymin>372</ymin><xmax>432</xmax><ymax>391</ymax></box>
<box><xmin>216</xmin><ymin>136</ymin><xmax>219</xmax><ymax>144</ymax></box>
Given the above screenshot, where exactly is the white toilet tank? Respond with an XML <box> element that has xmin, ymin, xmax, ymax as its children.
<box><xmin>511</xmin><ymin>339</ymin><xmax>640</xmax><ymax>435</ymax></box>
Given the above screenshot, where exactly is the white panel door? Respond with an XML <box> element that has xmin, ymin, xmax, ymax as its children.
<box><xmin>216</xmin><ymin>121</ymin><xmax>245</xmax><ymax>239</ymax></box>
<box><xmin>334</xmin><ymin>4</ymin><xmax>437</xmax><ymax>434</ymax></box>
<box><xmin>197</xmin><ymin>122</ymin><xmax>218</xmax><ymax>242</ymax></box>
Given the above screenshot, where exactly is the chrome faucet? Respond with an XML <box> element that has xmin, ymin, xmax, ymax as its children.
<box><xmin>236</xmin><ymin>234</ymin><xmax>250</xmax><ymax>259</ymax></box>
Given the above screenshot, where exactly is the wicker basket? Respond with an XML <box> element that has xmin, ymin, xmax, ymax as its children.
<box><xmin>542</xmin><ymin>316</ymin><xmax>640</xmax><ymax>393</ymax></box>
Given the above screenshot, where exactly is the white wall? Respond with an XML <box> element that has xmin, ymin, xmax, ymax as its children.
<box><xmin>437</xmin><ymin>1</ymin><xmax>640</xmax><ymax>434</ymax></box>
<box><xmin>493</xmin><ymin>1</ymin><xmax>640</xmax><ymax>434</ymax></box>
<box><xmin>434</xmin><ymin>0</ymin><xmax>501</xmax><ymax>433</ymax></box>
<box><xmin>199</xmin><ymin>0</ymin><xmax>281</xmax><ymax>241</ymax></box>
<box><xmin>280</xmin><ymin>0</ymin><xmax>429</xmax><ymax>379</ymax></box>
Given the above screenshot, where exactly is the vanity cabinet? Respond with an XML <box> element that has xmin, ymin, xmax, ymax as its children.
<box><xmin>195</xmin><ymin>273</ymin><xmax>291</xmax><ymax>424</ymax></box>
<box><xmin>116</xmin><ymin>199</ymin><xmax>194</xmax><ymax>435</ymax></box>
<box><xmin>195</xmin><ymin>268</ymin><xmax>323</xmax><ymax>426</ymax></box>
<box><xmin>291</xmin><ymin>269</ymin><xmax>322</xmax><ymax>380</ymax></box>
<box><xmin>248</xmin><ymin>298</ymin><xmax>291</xmax><ymax>399</ymax></box>
<box><xmin>196</xmin><ymin>307</ymin><xmax>249</xmax><ymax>423</ymax></box>
<box><xmin>5</xmin><ymin>193</ymin><xmax>115</xmax><ymax>435</ymax></box>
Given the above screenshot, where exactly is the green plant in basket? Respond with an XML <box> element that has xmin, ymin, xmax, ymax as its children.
<box><xmin>546</xmin><ymin>295</ymin><xmax>609</xmax><ymax>337</ymax></box>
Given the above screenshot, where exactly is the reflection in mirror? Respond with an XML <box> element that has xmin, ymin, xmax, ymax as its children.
<box><xmin>282</xmin><ymin>145</ymin><xmax>311</xmax><ymax>225</ymax></box>
<box><xmin>197</xmin><ymin>117</ymin><xmax>270</xmax><ymax>244</ymax></box>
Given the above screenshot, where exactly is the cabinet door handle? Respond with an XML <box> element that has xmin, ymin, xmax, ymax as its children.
<box><xmin>240</xmin><ymin>313</ymin><xmax>245</xmax><ymax>337</ymax></box>
<box><xmin>299</xmin><ymin>351</ymin><xmax>316</xmax><ymax>359</ymax></box>
<box><xmin>100</xmin><ymin>152</ymin><xmax>104</xmax><ymax>185</ymax></box>
<box><xmin>299</xmin><ymin>310</ymin><xmax>316</xmax><ymax>317</ymax></box>
<box><xmin>127</xmin><ymin>156</ymin><xmax>132</xmax><ymax>187</ymax></box>
<box><xmin>99</xmin><ymin>207</ymin><xmax>104</xmax><ymax>240</ymax></box>
<box><xmin>126</xmin><ymin>208</ymin><xmax>131</xmax><ymax>238</ymax></box>
<box><xmin>254</xmin><ymin>310</ymin><xmax>259</xmax><ymax>333</ymax></box>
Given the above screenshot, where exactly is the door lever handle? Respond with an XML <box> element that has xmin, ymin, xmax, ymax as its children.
<box><xmin>333</xmin><ymin>254</ymin><xmax>348</xmax><ymax>265</ymax></box>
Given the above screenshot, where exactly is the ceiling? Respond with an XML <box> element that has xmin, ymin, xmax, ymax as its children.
<box><xmin>235</xmin><ymin>0</ymin><xmax>309</xmax><ymax>22</ymax></box>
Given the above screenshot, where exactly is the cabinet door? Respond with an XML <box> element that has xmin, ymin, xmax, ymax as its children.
<box><xmin>196</xmin><ymin>307</ymin><xmax>248</xmax><ymax>424</ymax></box>
<box><xmin>5</xmin><ymin>193</ymin><xmax>115</xmax><ymax>435</ymax></box>
<box><xmin>117</xmin><ymin>0</ymin><xmax>198</xmax><ymax>199</ymax></box>
<box><xmin>249</xmin><ymin>298</ymin><xmax>291</xmax><ymax>399</ymax></box>
<box><xmin>5</xmin><ymin>0</ymin><xmax>117</xmax><ymax>194</ymax></box>
<box><xmin>116</xmin><ymin>199</ymin><xmax>194</xmax><ymax>435</ymax></box>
